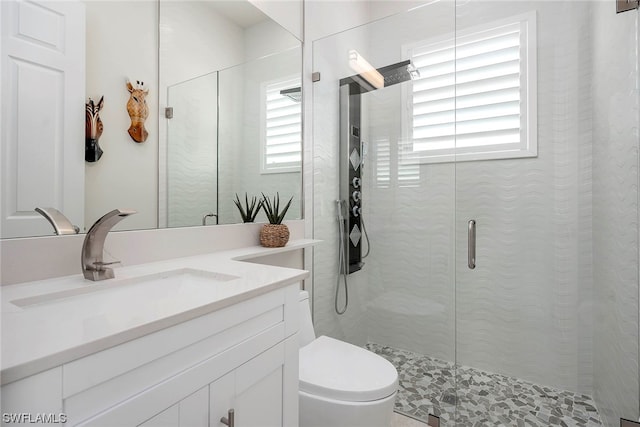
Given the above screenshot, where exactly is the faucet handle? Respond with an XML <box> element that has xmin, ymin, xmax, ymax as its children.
<box><xmin>90</xmin><ymin>260</ymin><xmax>121</xmax><ymax>271</ymax></box>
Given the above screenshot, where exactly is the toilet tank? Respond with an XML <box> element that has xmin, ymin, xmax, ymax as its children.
<box><xmin>299</xmin><ymin>291</ymin><xmax>316</xmax><ymax>347</ymax></box>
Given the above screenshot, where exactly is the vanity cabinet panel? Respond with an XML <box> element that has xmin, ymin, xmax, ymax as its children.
<box><xmin>79</xmin><ymin>337</ymin><xmax>295</xmax><ymax>427</ymax></box>
<box><xmin>177</xmin><ymin>387</ymin><xmax>209</xmax><ymax>427</ymax></box>
<box><xmin>234</xmin><ymin>340</ymin><xmax>284</xmax><ymax>426</ymax></box>
<box><xmin>137</xmin><ymin>387</ymin><xmax>208</xmax><ymax>427</ymax></box>
<box><xmin>211</xmin><ymin>336</ymin><xmax>297</xmax><ymax>427</ymax></box>
<box><xmin>138</xmin><ymin>404</ymin><xmax>179</xmax><ymax>427</ymax></box>
<box><xmin>65</xmin><ymin>314</ymin><xmax>284</xmax><ymax>423</ymax></box>
<box><xmin>0</xmin><ymin>368</ymin><xmax>63</xmax><ymax>427</ymax></box>
<box><xmin>59</xmin><ymin>284</ymin><xmax>299</xmax><ymax>427</ymax></box>
<box><xmin>63</xmin><ymin>289</ymin><xmax>286</xmax><ymax>398</ymax></box>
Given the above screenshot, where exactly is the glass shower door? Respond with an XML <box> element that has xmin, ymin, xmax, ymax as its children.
<box><xmin>453</xmin><ymin>1</ymin><xmax>639</xmax><ymax>425</ymax></box>
<box><xmin>166</xmin><ymin>72</ymin><xmax>218</xmax><ymax>228</ymax></box>
<box><xmin>311</xmin><ymin>2</ymin><xmax>458</xmax><ymax>424</ymax></box>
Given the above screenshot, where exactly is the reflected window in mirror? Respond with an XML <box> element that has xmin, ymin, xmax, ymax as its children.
<box><xmin>261</xmin><ymin>76</ymin><xmax>302</xmax><ymax>174</ymax></box>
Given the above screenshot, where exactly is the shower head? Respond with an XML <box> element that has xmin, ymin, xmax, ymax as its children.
<box><xmin>280</xmin><ymin>87</ymin><xmax>302</xmax><ymax>103</ymax></box>
<box><xmin>340</xmin><ymin>59</ymin><xmax>420</xmax><ymax>93</ymax></box>
<box><xmin>378</xmin><ymin>60</ymin><xmax>420</xmax><ymax>86</ymax></box>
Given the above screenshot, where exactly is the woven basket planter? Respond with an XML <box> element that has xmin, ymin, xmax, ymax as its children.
<box><xmin>260</xmin><ymin>224</ymin><xmax>290</xmax><ymax>248</ymax></box>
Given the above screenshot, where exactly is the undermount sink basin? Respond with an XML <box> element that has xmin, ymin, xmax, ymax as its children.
<box><xmin>11</xmin><ymin>268</ymin><xmax>240</xmax><ymax>308</ymax></box>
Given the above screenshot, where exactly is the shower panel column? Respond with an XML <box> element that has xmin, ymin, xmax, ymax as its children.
<box><xmin>339</xmin><ymin>82</ymin><xmax>364</xmax><ymax>274</ymax></box>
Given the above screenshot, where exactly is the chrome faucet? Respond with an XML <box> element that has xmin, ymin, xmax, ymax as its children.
<box><xmin>202</xmin><ymin>212</ymin><xmax>218</xmax><ymax>226</ymax></box>
<box><xmin>35</xmin><ymin>207</ymin><xmax>80</xmax><ymax>235</ymax></box>
<box><xmin>82</xmin><ymin>209</ymin><xmax>136</xmax><ymax>281</ymax></box>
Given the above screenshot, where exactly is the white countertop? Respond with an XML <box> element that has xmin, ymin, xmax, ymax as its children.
<box><xmin>1</xmin><ymin>239</ymin><xmax>317</xmax><ymax>385</ymax></box>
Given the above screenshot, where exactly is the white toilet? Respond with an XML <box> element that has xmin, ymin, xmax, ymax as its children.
<box><xmin>298</xmin><ymin>291</ymin><xmax>399</xmax><ymax>427</ymax></box>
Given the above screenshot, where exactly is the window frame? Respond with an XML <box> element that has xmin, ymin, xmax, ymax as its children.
<box><xmin>401</xmin><ymin>11</ymin><xmax>537</xmax><ymax>164</ymax></box>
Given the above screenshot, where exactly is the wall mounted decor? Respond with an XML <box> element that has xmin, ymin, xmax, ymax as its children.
<box><xmin>126</xmin><ymin>80</ymin><xmax>149</xmax><ymax>143</ymax></box>
<box><xmin>85</xmin><ymin>96</ymin><xmax>104</xmax><ymax>162</ymax></box>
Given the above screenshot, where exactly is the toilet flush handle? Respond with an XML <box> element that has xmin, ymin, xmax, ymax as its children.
<box><xmin>221</xmin><ymin>409</ymin><xmax>234</xmax><ymax>427</ymax></box>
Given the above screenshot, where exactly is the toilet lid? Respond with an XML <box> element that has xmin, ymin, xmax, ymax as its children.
<box><xmin>299</xmin><ymin>336</ymin><xmax>398</xmax><ymax>402</ymax></box>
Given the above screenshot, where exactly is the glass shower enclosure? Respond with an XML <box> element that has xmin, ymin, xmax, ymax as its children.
<box><xmin>163</xmin><ymin>46</ymin><xmax>303</xmax><ymax>227</ymax></box>
<box><xmin>312</xmin><ymin>1</ymin><xmax>639</xmax><ymax>425</ymax></box>
<box><xmin>166</xmin><ymin>72</ymin><xmax>219</xmax><ymax>228</ymax></box>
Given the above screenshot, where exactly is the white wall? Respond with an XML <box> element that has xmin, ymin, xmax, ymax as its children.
<box><xmin>244</xmin><ymin>18</ymin><xmax>300</xmax><ymax>61</ymax></box>
<box><xmin>592</xmin><ymin>1</ymin><xmax>640</xmax><ymax>424</ymax></box>
<box><xmin>159</xmin><ymin>2</ymin><xmax>245</xmax><ymax>89</ymax></box>
<box><xmin>84</xmin><ymin>1</ymin><xmax>158</xmax><ymax>231</ymax></box>
<box><xmin>249</xmin><ymin>0</ymin><xmax>302</xmax><ymax>40</ymax></box>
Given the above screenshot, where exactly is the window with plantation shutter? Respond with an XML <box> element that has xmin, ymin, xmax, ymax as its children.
<box><xmin>375</xmin><ymin>139</ymin><xmax>391</xmax><ymax>188</ymax></box>
<box><xmin>404</xmin><ymin>12</ymin><xmax>537</xmax><ymax>163</ymax></box>
<box><xmin>261</xmin><ymin>77</ymin><xmax>302</xmax><ymax>173</ymax></box>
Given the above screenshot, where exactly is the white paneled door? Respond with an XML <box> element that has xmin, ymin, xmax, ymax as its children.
<box><xmin>1</xmin><ymin>0</ymin><xmax>85</xmax><ymax>238</ymax></box>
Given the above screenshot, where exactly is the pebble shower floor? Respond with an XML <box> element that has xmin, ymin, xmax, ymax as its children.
<box><xmin>366</xmin><ymin>344</ymin><xmax>603</xmax><ymax>427</ymax></box>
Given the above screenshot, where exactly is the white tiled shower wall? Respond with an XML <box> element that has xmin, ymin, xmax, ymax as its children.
<box><xmin>310</xmin><ymin>0</ymin><xmax>639</xmax><ymax>424</ymax></box>
<box><xmin>592</xmin><ymin>2</ymin><xmax>639</xmax><ymax>425</ymax></box>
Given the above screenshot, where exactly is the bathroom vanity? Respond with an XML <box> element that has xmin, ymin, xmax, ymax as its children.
<box><xmin>1</xmin><ymin>241</ymin><xmax>315</xmax><ymax>426</ymax></box>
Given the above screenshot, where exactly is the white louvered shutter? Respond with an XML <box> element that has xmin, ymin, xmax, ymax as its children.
<box><xmin>407</xmin><ymin>14</ymin><xmax>536</xmax><ymax>163</ymax></box>
<box><xmin>262</xmin><ymin>77</ymin><xmax>302</xmax><ymax>173</ymax></box>
<box><xmin>375</xmin><ymin>138</ymin><xmax>391</xmax><ymax>188</ymax></box>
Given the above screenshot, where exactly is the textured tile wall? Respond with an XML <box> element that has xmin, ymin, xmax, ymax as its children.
<box><xmin>591</xmin><ymin>1</ymin><xmax>640</xmax><ymax>424</ymax></box>
<box><xmin>167</xmin><ymin>75</ymin><xmax>218</xmax><ymax>228</ymax></box>
<box><xmin>452</xmin><ymin>1</ymin><xmax>595</xmax><ymax>394</ymax></box>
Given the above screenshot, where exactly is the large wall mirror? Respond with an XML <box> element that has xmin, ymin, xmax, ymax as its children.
<box><xmin>0</xmin><ymin>0</ymin><xmax>302</xmax><ymax>239</ymax></box>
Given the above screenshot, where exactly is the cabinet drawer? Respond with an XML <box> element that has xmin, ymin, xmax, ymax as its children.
<box><xmin>64</xmin><ymin>288</ymin><xmax>294</xmax><ymax>425</ymax></box>
<box><xmin>77</xmin><ymin>330</ymin><xmax>287</xmax><ymax>427</ymax></box>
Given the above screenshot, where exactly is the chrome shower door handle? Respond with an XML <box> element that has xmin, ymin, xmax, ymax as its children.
<box><xmin>220</xmin><ymin>409</ymin><xmax>234</xmax><ymax>427</ymax></box>
<box><xmin>468</xmin><ymin>219</ymin><xmax>476</xmax><ymax>270</ymax></box>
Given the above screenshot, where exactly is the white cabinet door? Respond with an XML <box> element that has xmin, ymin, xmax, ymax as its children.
<box><xmin>177</xmin><ymin>387</ymin><xmax>209</xmax><ymax>427</ymax></box>
<box><xmin>137</xmin><ymin>405</ymin><xmax>179</xmax><ymax>427</ymax></box>
<box><xmin>1</xmin><ymin>0</ymin><xmax>85</xmax><ymax>238</ymax></box>
<box><xmin>210</xmin><ymin>341</ymin><xmax>289</xmax><ymax>427</ymax></box>
<box><xmin>136</xmin><ymin>387</ymin><xmax>208</xmax><ymax>427</ymax></box>
<box><xmin>0</xmin><ymin>368</ymin><xmax>64</xmax><ymax>427</ymax></box>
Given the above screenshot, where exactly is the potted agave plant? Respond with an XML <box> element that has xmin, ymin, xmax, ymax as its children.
<box><xmin>259</xmin><ymin>192</ymin><xmax>293</xmax><ymax>248</ymax></box>
<box><xmin>233</xmin><ymin>193</ymin><xmax>263</xmax><ymax>223</ymax></box>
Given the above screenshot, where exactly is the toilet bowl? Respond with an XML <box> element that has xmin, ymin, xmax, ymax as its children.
<box><xmin>298</xmin><ymin>291</ymin><xmax>398</xmax><ymax>427</ymax></box>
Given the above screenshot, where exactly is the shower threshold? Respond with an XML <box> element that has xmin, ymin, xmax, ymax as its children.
<box><xmin>367</xmin><ymin>343</ymin><xmax>602</xmax><ymax>427</ymax></box>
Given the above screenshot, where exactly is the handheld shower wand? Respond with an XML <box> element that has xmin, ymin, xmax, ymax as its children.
<box><xmin>335</xmin><ymin>200</ymin><xmax>349</xmax><ymax>314</ymax></box>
